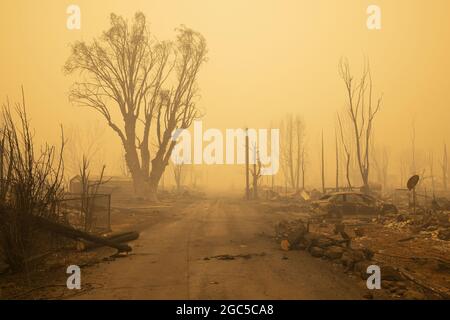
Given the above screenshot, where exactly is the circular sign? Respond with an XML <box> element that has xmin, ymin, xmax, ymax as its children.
<box><xmin>407</xmin><ymin>175</ymin><xmax>420</xmax><ymax>190</ymax></box>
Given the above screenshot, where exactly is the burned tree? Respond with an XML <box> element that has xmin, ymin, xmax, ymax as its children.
<box><xmin>337</xmin><ymin>114</ymin><xmax>352</xmax><ymax>189</ymax></box>
<box><xmin>280</xmin><ymin>114</ymin><xmax>305</xmax><ymax>192</ymax></box>
<box><xmin>64</xmin><ymin>122</ymin><xmax>106</xmax><ymax>180</ymax></box>
<box><xmin>380</xmin><ymin>147</ymin><xmax>390</xmax><ymax>191</ymax></box>
<box><xmin>0</xmin><ymin>90</ymin><xmax>64</xmax><ymax>271</ymax></box>
<box><xmin>428</xmin><ymin>151</ymin><xmax>436</xmax><ymax>197</ymax></box>
<box><xmin>172</xmin><ymin>160</ymin><xmax>185</xmax><ymax>193</ymax></box>
<box><xmin>77</xmin><ymin>155</ymin><xmax>108</xmax><ymax>232</ymax></box>
<box><xmin>250</xmin><ymin>147</ymin><xmax>262</xmax><ymax>199</ymax></box>
<box><xmin>301</xmin><ymin>146</ymin><xmax>307</xmax><ymax>190</ymax></box>
<box><xmin>442</xmin><ymin>143</ymin><xmax>448</xmax><ymax>191</ymax></box>
<box><xmin>64</xmin><ymin>12</ymin><xmax>207</xmax><ymax>199</ymax></box>
<box><xmin>339</xmin><ymin>58</ymin><xmax>381</xmax><ymax>193</ymax></box>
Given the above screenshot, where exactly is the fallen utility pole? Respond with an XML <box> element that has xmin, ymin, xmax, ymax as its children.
<box><xmin>77</xmin><ymin>231</ymin><xmax>139</xmax><ymax>251</ymax></box>
<box><xmin>33</xmin><ymin>216</ymin><xmax>132</xmax><ymax>252</ymax></box>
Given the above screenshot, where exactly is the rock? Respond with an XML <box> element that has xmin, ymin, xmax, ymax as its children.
<box><xmin>280</xmin><ymin>239</ymin><xmax>290</xmax><ymax>251</ymax></box>
<box><xmin>403</xmin><ymin>290</ymin><xmax>426</xmax><ymax>300</ymax></box>
<box><xmin>287</xmin><ymin>224</ymin><xmax>307</xmax><ymax>248</ymax></box>
<box><xmin>323</xmin><ymin>246</ymin><xmax>344</xmax><ymax>260</ymax></box>
<box><xmin>303</xmin><ymin>233</ymin><xmax>326</xmax><ymax>248</ymax></box>
<box><xmin>381</xmin><ymin>265</ymin><xmax>405</xmax><ymax>281</ymax></box>
<box><xmin>296</xmin><ymin>242</ymin><xmax>307</xmax><ymax>250</ymax></box>
<box><xmin>315</xmin><ymin>237</ymin><xmax>336</xmax><ymax>248</ymax></box>
<box><xmin>310</xmin><ymin>246</ymin><xmax>325</xmax><ymax>258</ymax></box>
<box><xmin>340</xmin><ymin>249</ymin><xmax>372</xmax><ymax>271</ymax></box>
<box><xmin>354</xmin><ymin>261</ymin><xmax>375</xmax><ymax>280</ymax></box>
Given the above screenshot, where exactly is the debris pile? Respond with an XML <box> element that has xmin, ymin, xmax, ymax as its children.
<box><xmin>381</xmin><ymin>210</ymin><xmax>450</xmax><ymax>241</ymax></box>
<box><xmin>276</xmin><ymin>220</ymin><xmax>362</xmax><ymax>266</ymax></box>
<box><xmin>275</xmin><ymin>218</ymin><xmax>449</xmax><ymax>299</ymax></box>
<box><xmin>433</xmin><ymin>197</ymin><xmax>450</xmax><ymax>211</ymax></box>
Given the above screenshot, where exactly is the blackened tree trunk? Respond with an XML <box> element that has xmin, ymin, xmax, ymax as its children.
<box><xmin>339</xmin><ymin>58</ymin><xmax>381</xmax><ymax>194</ymax></box>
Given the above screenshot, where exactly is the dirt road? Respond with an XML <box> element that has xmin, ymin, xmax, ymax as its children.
<box><xmin>73</xmin><ymin>198</ymin><xmax>367</xmax><ymax>299</ymax></box>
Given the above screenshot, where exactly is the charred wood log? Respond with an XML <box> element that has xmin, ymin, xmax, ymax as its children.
<box><xmin>33</xmin><ymin>216</ymin><xmax>132</xmax><ymax>252</ymax></box>
<box><xmin>77</xmin><ymin>231</ymin><xmax>139</xmax><ymax>251</ymax></box>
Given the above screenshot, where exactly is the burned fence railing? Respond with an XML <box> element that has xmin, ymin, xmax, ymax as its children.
<box><xmin>56</xmin><ymin>193</ymin><xmax>111</xmax><ymax>234</ymax></box>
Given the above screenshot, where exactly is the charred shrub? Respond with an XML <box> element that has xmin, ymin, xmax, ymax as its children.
<box><xmin>0</xmin><ymin>91</ymin><xmax>64</xmax><ymax>272</ymax></box>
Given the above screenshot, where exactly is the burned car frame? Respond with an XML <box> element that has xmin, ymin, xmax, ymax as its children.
<box><xmin>311</xmin><ymin>192</ymin><xmax>398</xmax><ymax>218</ymax></box>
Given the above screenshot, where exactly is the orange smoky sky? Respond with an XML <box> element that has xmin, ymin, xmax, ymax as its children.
<box><xmin>1</xmin><ymin>0</ymin><xmax>449</xmax><ymax>190</ymax></box>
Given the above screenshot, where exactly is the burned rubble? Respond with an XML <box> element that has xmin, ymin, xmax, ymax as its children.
<box><xmin>269</xmin><ymin>191</ymin><xmax>450</xmax><ymax>300</ymax></box>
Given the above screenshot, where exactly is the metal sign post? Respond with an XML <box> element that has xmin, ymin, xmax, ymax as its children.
<box><xmin>407</xmin><ymin>175</ymin><xmax>420</xmax><ymax>214</ymax></box>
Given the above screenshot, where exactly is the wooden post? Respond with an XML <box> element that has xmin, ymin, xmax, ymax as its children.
<box><xmin>245</xmin><ymin>128</ymin><xmax>250</xmax><ymax>200</ymax></box>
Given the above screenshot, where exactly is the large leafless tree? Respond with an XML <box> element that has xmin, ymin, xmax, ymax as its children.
<box><xmin>339</xmin><ymin>58</ymin><xmax>381</xmax><ymax>193</ymax></box>
<box><xmin>64</xmin><ymin>12</ymin><xmax>207</xmax><ymax>199</ymax></box>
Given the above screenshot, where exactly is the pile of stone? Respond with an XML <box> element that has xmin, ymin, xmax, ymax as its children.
<box><xmin>275</xmin><ymin>219</ymin><xmax>439</xmax><ymax>299</ymax></box>
<box><xmin>276</xmin><ymin>219</ymin><xmax>371</xmax><ymax>266</ymax></box>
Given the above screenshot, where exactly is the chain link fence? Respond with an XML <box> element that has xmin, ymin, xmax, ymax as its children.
<box><xmin>56</xmin><ymin>193</ymin><xmax>111</xmax><ymax>234</ymax></box>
